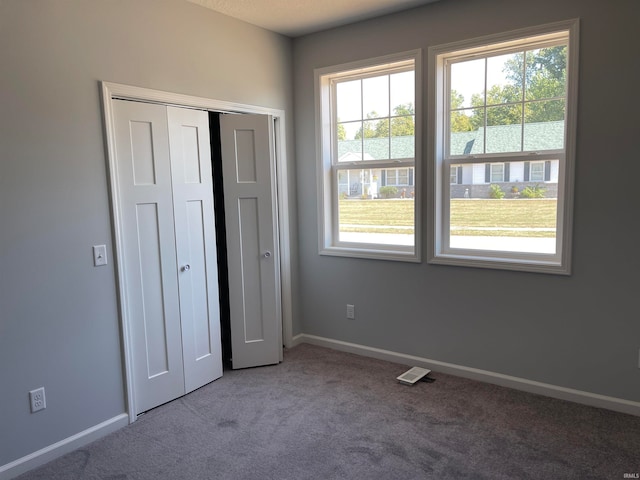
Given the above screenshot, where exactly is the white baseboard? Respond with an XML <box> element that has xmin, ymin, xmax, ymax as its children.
<box><xmin>0</xmin><ymin>413</ymin><xmax>129</xmax><ymax>480</ymax></box>
<box><xmin>293</xmin><ymin>333</ymin><xmax>640</xmax><ymax>417</ymax></box>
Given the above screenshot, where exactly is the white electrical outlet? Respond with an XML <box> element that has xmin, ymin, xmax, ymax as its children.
<box><xmin>29</xmin><ymin>387</ymin><xmax>46</xmax><ymax>413</ymax></box>
<box><xmin>346</xmin><ymin>304</ymin><xmax>355</xmax><ymax>319</ymax></box>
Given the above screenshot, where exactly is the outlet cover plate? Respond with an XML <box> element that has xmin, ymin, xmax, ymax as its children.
<box><xmin>346</xmin><ymin>304</ymin><xmax>355</xmax><ymax>319</ymax></box>
<box><xmin>29</xmin><ymin>387</ymin><xmax>46</xmax><ymax>413</ymax></box>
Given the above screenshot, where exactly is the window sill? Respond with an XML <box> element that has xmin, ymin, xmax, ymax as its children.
<box><xmin>320</xmin><ymin>245</ymin><xmax>420</xmax><ymax>263</ymax></box>
<box><xmin>428</xmin><ymin>251</ymin><xmax>570</xmax><ymax>275</ymax></box>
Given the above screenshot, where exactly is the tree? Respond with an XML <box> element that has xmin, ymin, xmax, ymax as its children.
<box><xmin>523</xmin><ymin>72</ymin><xmax>565</xmax><ymax>123</ymax></box>
<box><xmin>504</xmin><ymin>46</ymin><xmax>566</xmax><ymax>90</ymax></box>
<box><xmin>354</xmin><ymin>111</ymin><xmax>382</xmax><ymax>139</ymax></box>
<box><xmin>390</xmin><ymin>103</ymin><xmax>415</xmax><ymax>137</ymax></box>
<box><xmin>450</xmin><ymin>90</ymin><xmax>473</xmax><ymax>133</ymax></box>
<box><xmin>337</xmin><ymin>123</ymin><xmax>346</xmax><ymax>141</ymax></box>
<box><xmin>465</xmin><ymin>46</ymin><xmax>567</xmax><ymax>129</ymax></box>
<box><xmin>470</xmin><ymin>84</ymin><xmax>522</xmax><ymax>130</ymax></box>
<box><xmin>355</xmin><ymin>103</ymin><xmax>416</xmax><ymax>139</ymax></box>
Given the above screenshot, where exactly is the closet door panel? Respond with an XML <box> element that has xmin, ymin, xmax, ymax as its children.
<box><xmin>220</xmin><ymin>114</ymin><xmax>281</xmax><ymax>369</ymax></box>
<box><xmin>113</xmin><ymin>100</ymin><xmax>185</xmax><ymax>414</ymax></box>
<box><xmin>167</xmin><ymin>106</ymin><xmax>222</xmax><ymax>394</ymax></box>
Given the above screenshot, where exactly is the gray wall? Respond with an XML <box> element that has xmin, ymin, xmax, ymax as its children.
<box><xmin>0</xmin><ymin>0</ymin><xmax>295</xmax><ymax>466</ymax></box>
<box><xmin>293</xmin><ymin>0</ymin><xmax>640</xmax><ymax>403</ymax></box>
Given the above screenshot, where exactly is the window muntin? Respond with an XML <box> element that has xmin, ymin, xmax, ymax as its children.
<box><xmin>430</xmin><ymin>21</ymin><xmax>577</xmax><ymax>274</ymax></box>
<box><xmin>336</xmin><ymin>70</ymin><xmax>415</xmax><ymax>164</ymax></box>
<box><xmin>317</xmin><ymin>52</ymin><xmax>420</xmax><ymax>261</ymax></box>
<box><xmin>448</xmin><ymin>42</ymin><xmax>567</xmax><ymax>157</ymax></box>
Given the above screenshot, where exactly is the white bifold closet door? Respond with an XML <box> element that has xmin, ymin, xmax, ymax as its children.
<box><xmin>220</xmin><ymin>114</ymin><xmax>282</xmax><ymax>370</ymax></box>
<box><xmin>113</xmin><ymin>100</ymin><xmax>222</xmax><ymax>415</ymax></box>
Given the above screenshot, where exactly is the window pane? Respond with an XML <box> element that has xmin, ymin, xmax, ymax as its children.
<box><xmin>449</xmin><ymin>163</ymin><xmax>557</xmax><ymax>254</ymax></box>
<box><xmin>490</xmin><ymin>163</ymin><xmax>504</xmax><ymax>182</ymax></box>
<box><xmin>450</xmin><ymin>108</ymin><xmax>483</xmax><ymax>155</ymax></box>
<box><xmin>486</xmin><ymin>52</ymin><xmax>524</xmax><ymax>106</ymax></box>
<box><xmin>486</xmin><ymin>104</ymin><xmax>523</xmax><ymax>153</ymax></box>
<box><xmin>387</xmin><ymin>169</ymin><xmax>397</xmax><ymax>185</ymax></box>
<box><xmin>391</xmin><ymin>114</ymin><xmax>414</xmax><ymax>159</ymax></box>
<box><xmin>390</xmin><ymin>71</ymin><xmax>414</xmax><ymax>114</ymax></box>
<box><xmin>336</xmin><ymin>80</ymin><xmax>361</xmax><ymax>122</ymax></box>
<box><xmin>530</xmin><ymin>162</ymin><xmax>545</xmax><ymax>181</ymax></box>
<box><xmin>363</xmin><ymin>75</ymin><xmax>389</xmax><ymax>118</ymax></box>
<box><xmin>363</xmin><ymin>119</ymin><xmax>384</xmax><ymax>139</ymax></box>
<box><xmin>450</xmin><ymin>166</ymin><xmax>458</xmax><ymax>184</ymax></box>
<box><xmin>525</xmin><ymin>46</ymin><xmax>567</xmax><ymax>101</ymax></box>
<box><xmin>450</xmin><ymin>58</ymin><xmax>485</xmax><ymax>109</ymax></box>
<box><xmin>337</xmin><ymin>168</ymin><xmax>414</xmax><ymax>246</ymax></box>
<box><xmin>337</xmin><ymin>121</ymin><xmax>362</xmax><ymax>161</ymax></box>
<box><xmin>337</xmin><ymin>170</ymin><xmax>348</xmax><ymax>186</ymax></box>
<box><xmin>523</xmin><ymin>100</ymin><xmax>565</xmax><ymax>151</ymax></box>
<box><xmin>391</xmin><ymin>114</ymin><xmax>414</xmax><ymax>137</ymax></box>
<box><xmin>338</xmin><ymin>121</ymin><xmax>361</xmax><ymax>141</ymax></box>
<box><xmin>364</xmin><ymin>127</ymin><xmax>389</xmax><ymax>161</ymax></box>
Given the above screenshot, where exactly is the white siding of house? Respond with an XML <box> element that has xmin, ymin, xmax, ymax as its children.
<box><xmin>462</xmin><ymin>165</ymin><xmax>473</xmax><ymax>184</ymax></box>
<box><xmin>459</xmin><ymin>161</ymin><xmax>559</xmax><ymax>185</ymax></box>
<box><xmin>550</xmin><ymin>160</ymin><xmax>559</xmax><ymax>182</ymax></box>
<box><xmin>473</xmin><ymin>163</ymin><xmax>486</xmax><ymax>184</ymax></box>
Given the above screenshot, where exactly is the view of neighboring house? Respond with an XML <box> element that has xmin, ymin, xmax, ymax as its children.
<box><xmin>450</xmin><ymin>120</ymin><xmax>562</xmax><ymax>198</ymax></box>
<box><xmin>337</xmin><ymin>120</ymin><xmax>562</xmax><ymax>199</ymax></box>
<box><xmin>337</xmin><ymin>137</ymin><xmax>415</xmax><ymax>198</ymax></box>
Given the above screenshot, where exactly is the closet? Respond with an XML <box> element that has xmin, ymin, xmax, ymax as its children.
<box><xmin>112</xmin><ymin>100</ymin><xmax>222</xmax><ymax>414</ymax></box>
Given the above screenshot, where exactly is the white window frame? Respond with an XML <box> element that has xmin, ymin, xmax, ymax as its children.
<box><xmin>316</xmin><ymin>50</ymin><xmax>421</xmax><ymax>262</ymax></box>
<box><xmin>428</xmin><ymin>20</ymin><xmax>579</xmax><ymax>275</ymax></box>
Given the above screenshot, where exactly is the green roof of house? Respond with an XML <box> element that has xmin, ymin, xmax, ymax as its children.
<box><xmin>337</xmin><ymin>137</ymin><xmax>414</xmax><ymax>161</ymax></box>
<box><xmin>450</xmin><ymin>120</ymin><xmax>565</xmax><ymax>155</ymax></box>
<box><xmin>337</xmin><ymin>121</ymin><xmax>564</xmax><ymax>160</ymax></box>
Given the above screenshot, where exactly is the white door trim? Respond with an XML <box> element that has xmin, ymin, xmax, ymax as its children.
<box><xmin>101</xmin><ymin>81</ymin><xmax>294</xmax><ymax>423</ymax></box>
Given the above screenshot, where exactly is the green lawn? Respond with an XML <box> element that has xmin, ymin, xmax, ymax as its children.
<box><xmin>338</xmin><ymin>198</ymin><xmax>557</xmax><ymax>237</ymax></box>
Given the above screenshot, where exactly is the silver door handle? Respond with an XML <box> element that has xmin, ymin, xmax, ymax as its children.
<box><xmin>263</xmin><ymin>251</ymin><xmax>271</xmax><ymax>258</ymax></box>
<box><xmin>181</xmin><ymin>264</ymin><xmax>191</xmax><ymax>272</ymax></box>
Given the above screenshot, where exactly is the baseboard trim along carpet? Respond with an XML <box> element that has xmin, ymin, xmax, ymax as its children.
<box><xmin>293</xmin><ymin>334</ymin><xmax>640</xmax><ymax>417</ymax></box>
<box><xmin>0</xmin><ymin>413</ymin><xmax>129</xmax><ymax>480</ymax></box>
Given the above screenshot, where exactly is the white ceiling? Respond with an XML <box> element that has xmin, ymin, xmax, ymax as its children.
<box><xmin>187</xmin><ymin>0</ymin><xmax>441</xmax><ymax>37</ymax></box>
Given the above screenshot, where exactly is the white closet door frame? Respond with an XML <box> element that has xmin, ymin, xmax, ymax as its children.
<box><xmin>101</xmin><ymin>81</ymin><xmax>294</xmax><ymax>423</ymax></box>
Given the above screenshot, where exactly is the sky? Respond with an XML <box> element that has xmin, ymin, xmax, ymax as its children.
<box><xmin>450</xmin><ymin>52</ymin><xmax>519</xmax><ymax>110</ymax></box>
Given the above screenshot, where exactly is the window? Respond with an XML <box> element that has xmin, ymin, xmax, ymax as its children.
<box><xmin>316</xmin><ymin>51</ymin><xmax>420</xmax><ymax>261</ymax></box>
<box><xmin>490</xmin><ymin>163</ymin><xmax>505</xmax><ymax>183</ymax></box>
<box><xmin>428</xmin><ymin>20</ymin><xmax>578</xmax><ymax>274</ymax></box>
<box><xmin>385</xmin><ymin>167</ymin><xmax>413</xmax><ymax>186</ymax></box>
<box><xmin>530</xmin><ymin>161</ymin><xmax>545</xmax><ymax>182</ymax></box>
<box><xmin>450</xmin><ymin>165</ymin><xmax>460</xmax><ymax>184</ymax></box>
